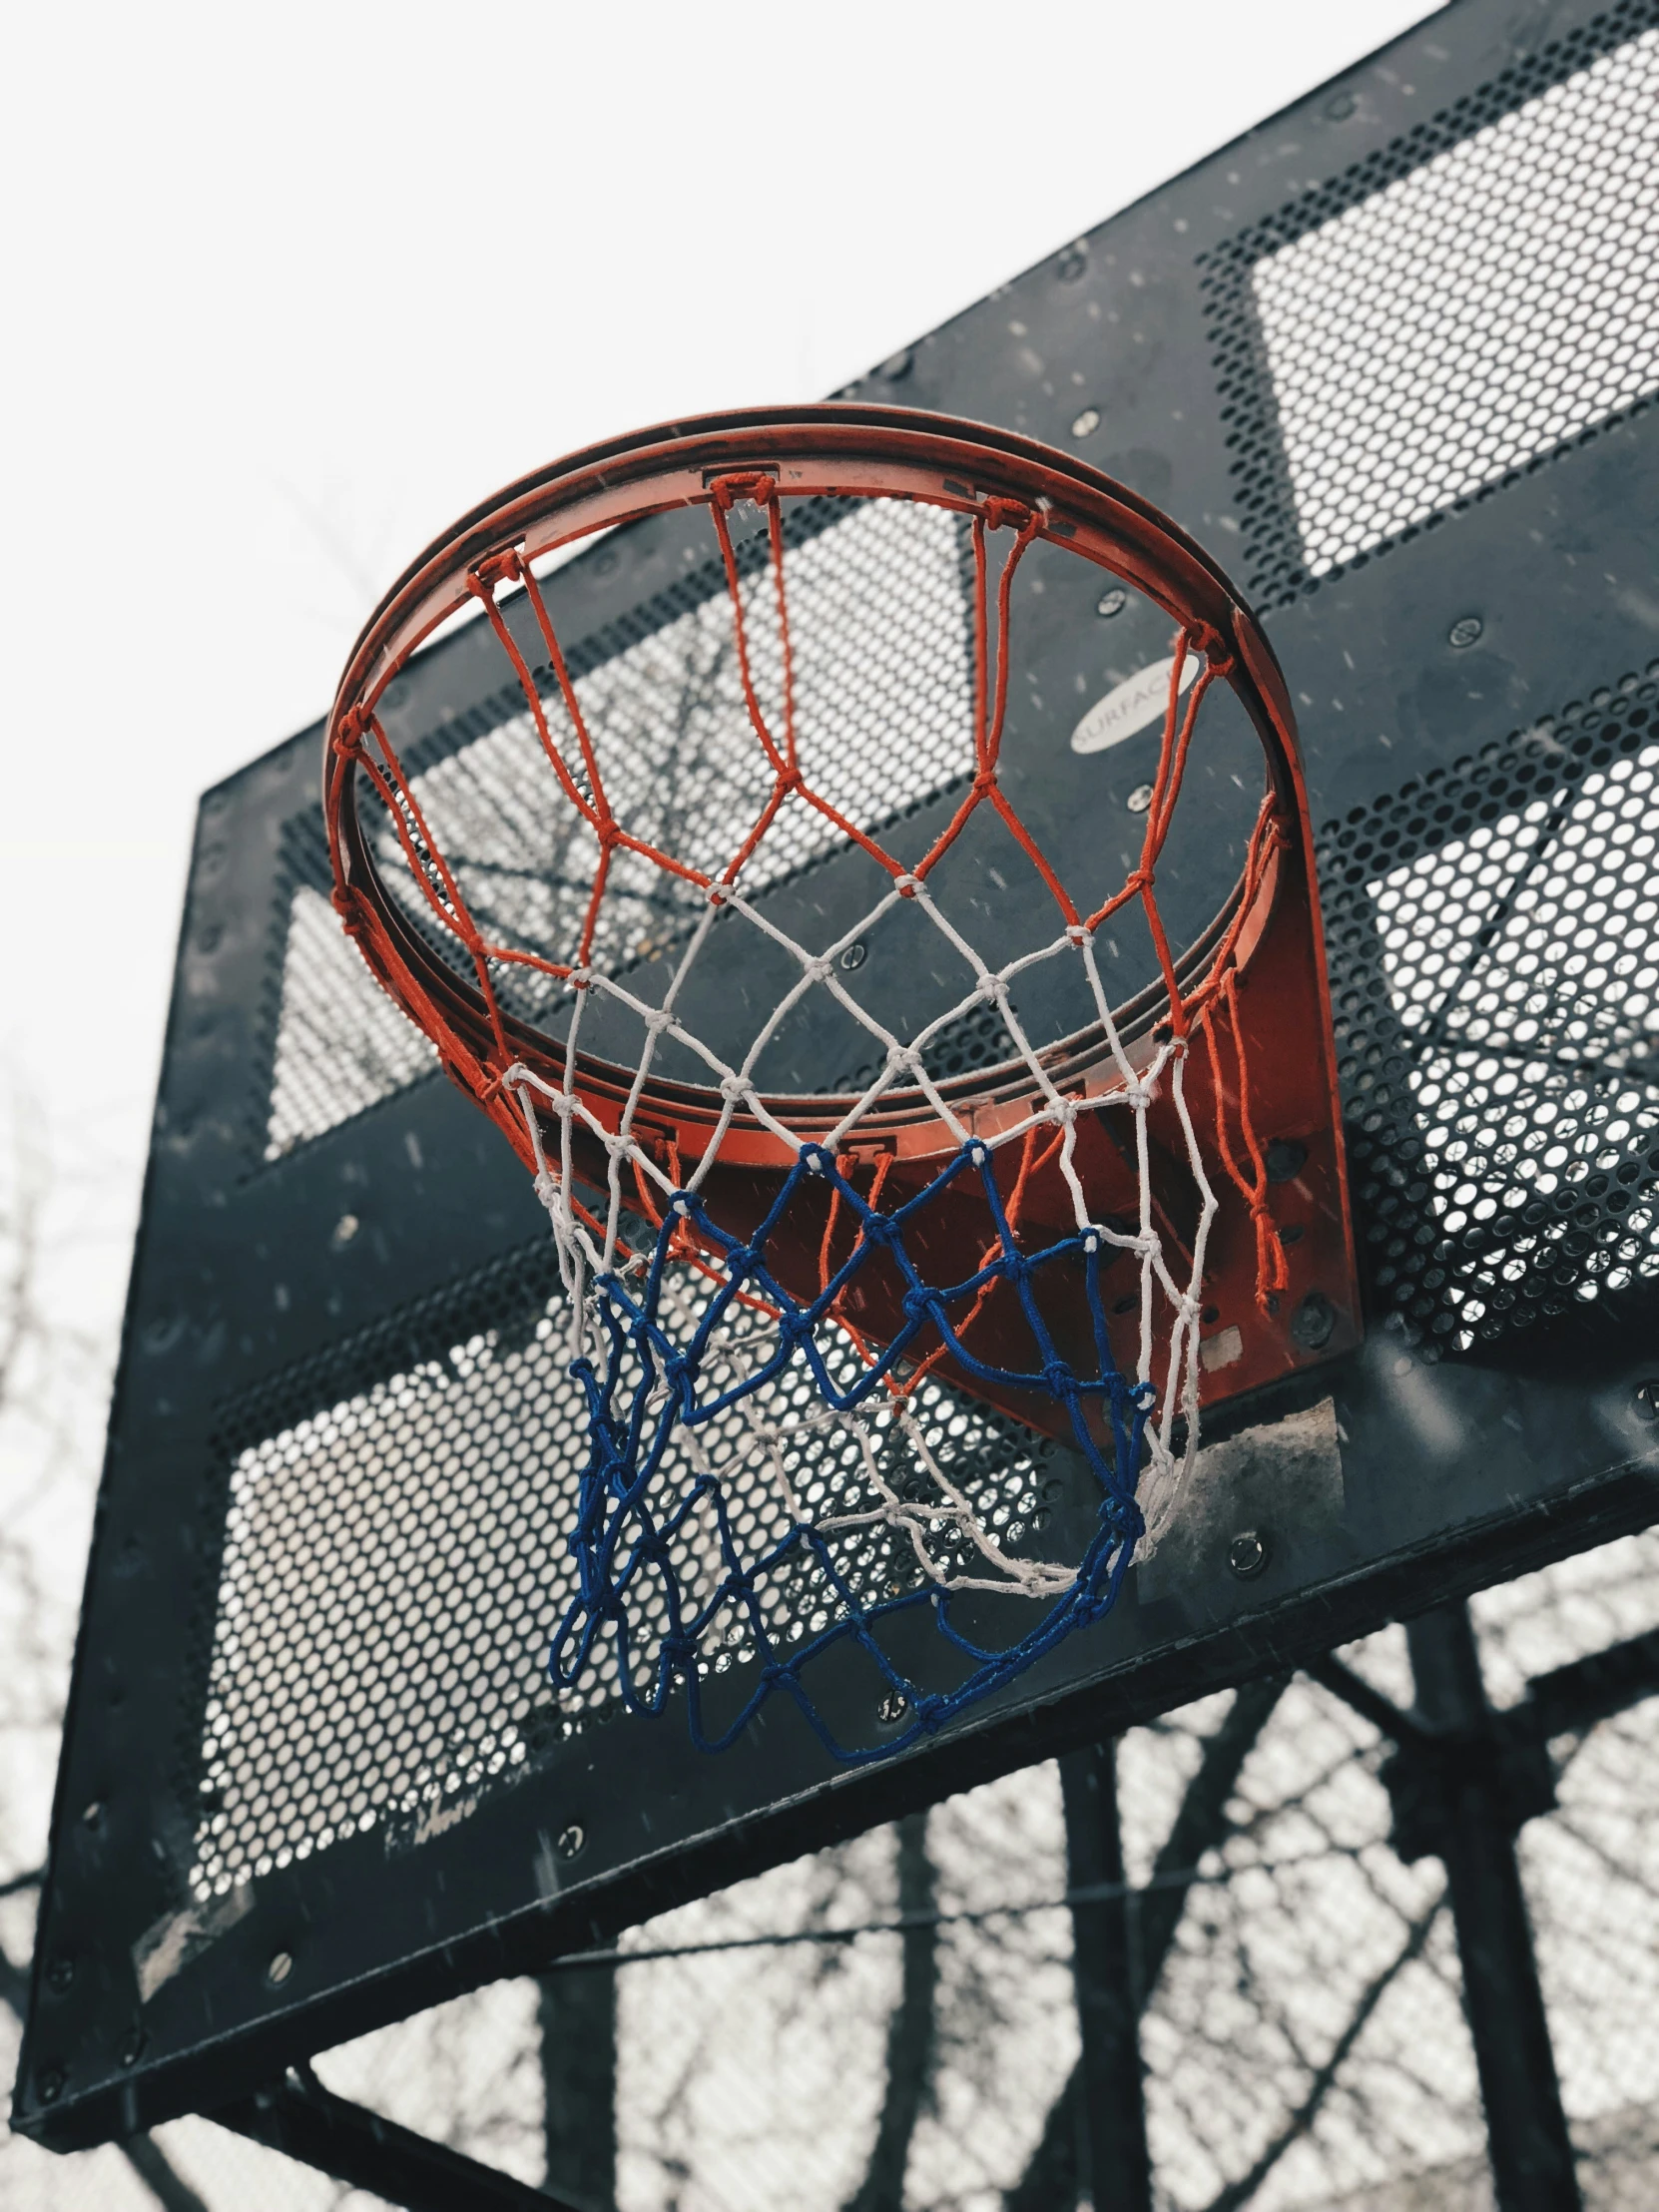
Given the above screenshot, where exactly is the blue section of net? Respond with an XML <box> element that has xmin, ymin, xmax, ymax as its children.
<box><xmin>547</xmin><ymin>1140</ymin><xmax>1152</xmax><ymax>1763</ymax></box>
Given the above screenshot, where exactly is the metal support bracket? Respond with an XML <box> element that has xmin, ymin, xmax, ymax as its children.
<box><xmin>214</xmin><ymin>2065</ymin><xmax>589</xmax><ymax>2212</ymax></box>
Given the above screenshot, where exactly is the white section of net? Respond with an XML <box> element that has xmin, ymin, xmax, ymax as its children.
<box><xmin>501</xmin><ymin>837</ymin><xmax>1220</xmax><ymax>1584</ymax></box>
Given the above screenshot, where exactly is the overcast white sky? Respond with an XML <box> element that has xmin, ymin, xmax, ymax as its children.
<box><xmin>0</xmin><ymin>0</ymin><xmax>1441</xmax><ymax>1297</ymax></box>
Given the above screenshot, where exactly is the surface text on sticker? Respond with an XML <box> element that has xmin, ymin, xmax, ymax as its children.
<box><xmin>1071</xmin><ymin>653</ymin><xmax>1200</xmax><ymax>756</ymax></box>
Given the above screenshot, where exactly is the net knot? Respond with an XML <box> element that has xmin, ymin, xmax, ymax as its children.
<box><xmin>1190</xmin><ymin>621</ymin><xmax>1234</xmax><ymax>676</ymax></box>
<box><xmin>981</xmin><ymin>495</ymin><xmax>1033</xmax><ymax>532</ymax></box>
<box><xmin>329</xmin><ymin>887</ymin><xmax>366</xmax><ymax>937</ymax></box>
<box><xmin>893</xmin><ymin>872</ymin><xmax>919</xmax><ymax>899</ymax></box>
<box><xmin>799</xmin><ymin>1144</ymin><xmax>834</xmax><ymax>1175</ymax></box>
<box><xmin>719</xmin><ymin>1072</ymin><xmax>749</xmax><ymax>1104</ymax></box>
<box><xmin>707</xmin><ymin>470</ymin><xmax>779</xmax><ymax>513</ymax></box>
<box><xmin>1066</xmin><ymin>923</ymin><xmax>1089</xmax><ymax>946</ymax></box>
<box><xmin>966</xmin><ymin>1140</ymin><xmax>990</xmax><ymax>1169</ymax></box>
<box><xmin>1041</xmin><ymin>1360</ymin><xmax>1075</xmax><ymax>1398</ymax></box>
<box><xmin>471</xmin><ymin>546</ymin><xmax>524</xmax><ymax>593</ymax></box>
<box><xmin>333</xmin><ymin>708</ymin><xmax>371</xmax><ymax>755</ymax></box>
<box><xmin>1123</xmin><ymin>1081</ymin><xmax>1154</xmax><ymax>1112</ymax></box>
<box><xmin>533</xmin><ymin>1168</ymin><xmax>562</xmax><ymax>1210</ymax></box>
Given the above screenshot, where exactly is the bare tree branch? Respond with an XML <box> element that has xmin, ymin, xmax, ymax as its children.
<box><xmin>1200</xmin><ymin>1897</ymin><xmax>1443</xmax><ymax>2212</ymax></box>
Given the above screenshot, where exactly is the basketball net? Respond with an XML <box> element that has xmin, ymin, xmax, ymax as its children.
<box><xmin>326</xmin><ymin>414</ymin><xmax>1326</xmax><ymax>1759</ymax></box>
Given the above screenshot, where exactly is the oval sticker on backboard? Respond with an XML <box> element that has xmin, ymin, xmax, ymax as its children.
<box><xmin>1071</xmin><ymin>654</ymin><xmax>1200</xmax><ymax>756</ymax></box>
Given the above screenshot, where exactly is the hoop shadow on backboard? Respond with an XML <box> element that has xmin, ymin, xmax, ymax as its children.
<box><xmin>18</xmin><ymin>0</ymin><xmax>1659</xmax><ymax>2162</ymax></box>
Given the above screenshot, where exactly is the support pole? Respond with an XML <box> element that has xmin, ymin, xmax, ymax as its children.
<box><xmin>1405</xmin><ymin>1603</ymin><xmax>1580</xmax><ymax>2212</ymax></box>
<box><xmin>1059</xmin><ymin>1740</ymin><xmax>1153</xmax><ymax>2212</ymax></box>
<box><xmin>538</xmin><ymin>1961</ymin><xmax>616</xmax><ymax>2208</ymax></box>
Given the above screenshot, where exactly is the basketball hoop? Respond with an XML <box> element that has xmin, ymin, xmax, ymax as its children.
<box><xmin>324</xmin><ymin>406</ymin><xmax>1357</xmax><ymax>1758</ymax></box>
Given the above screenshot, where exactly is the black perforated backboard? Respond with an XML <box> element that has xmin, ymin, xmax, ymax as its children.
<box><xmin>20</xmin><ymin>0</ymin><xmax>1659</xmax><ymax>2150</ymax></box>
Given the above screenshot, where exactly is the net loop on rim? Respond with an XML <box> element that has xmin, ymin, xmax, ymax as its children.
<box><xmin>324</xmin><ymin>410</ymin><xmax>1350</xmax><ymax>1760</ymax></box>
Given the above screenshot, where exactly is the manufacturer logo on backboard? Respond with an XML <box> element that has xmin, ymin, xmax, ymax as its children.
<box><xmin>1070</xmin><ymin>653</ymin><xmax>1199</xmax><ymax>756</ymax></box>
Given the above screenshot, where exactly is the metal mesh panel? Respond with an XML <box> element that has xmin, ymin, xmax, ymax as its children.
<box><xmin>265</xmin><ymin>883</ymin><xmax>435</xmax><ymax>1160</ymax></box>
<box><xmin>1204</xmin><ymin>0</ymin><xmax>1659</xmax><ymax>605</ymax></box>
<box><xmin>1253</xmin><ymin>28</ymin><xmax>1659</xmax><ymax>578</ymax></box>
<box><xmin>189</xmin><ymin>1244</ymin><xmax>1051</xmax><ymax>1896</ymax></box>
<box><xmin>1322</xmin><ymin>657</ymin><xmax>1659</xmax><ymax>1354</ymax></box>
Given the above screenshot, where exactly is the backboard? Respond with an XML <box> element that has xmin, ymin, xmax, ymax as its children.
<box><xmin>20</xmin><ymin>0</ymin><xmax>1659</xmax><ymax>2152</ymax></box>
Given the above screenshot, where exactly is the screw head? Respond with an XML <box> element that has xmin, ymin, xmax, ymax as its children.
<box><xmin>876</xmin><ymin>1690</ymin><xmax>909</xmax><ymax>1726</ymax></box>
<box><xmin>1292</xmin><ymin>1291</ymin><xmax>1338</xmax><ymax>1350</ymax></box>
<box><xmin>81</xmin><ymin>1800</ymin><xmax>104</xmax><ymax>1828</ymax></box>
<box><xmin>1448</xmin><ymin>615</ymin><xmax>1483</xmax><ymax>649</ymax></box>
<box><xmin>120</xmin><ymin>2025</ymin><xmax>147</xmax><ymax>2068</ymax></box>
<box><xmin>46</xmin><ymin>1954</ymin><xmax>74</xmax><ymax>1993</ymax></box>
<box><xmin>556</xmin><ymin>1823</ymin><xmax>586</xmax><ymax>1862</ymax></box>
<box><xmin>1326</xmin><ymin>90</ymin><xmax>1357</xmax><ymax>121</ymax></box>
<box><xmin>1265</xmin><ymin>1138</ymin><xmax>1307</xmax><ymax>1184</ymax></box>
<box><xmin>1228</xmin><ymin>1529</ymin><xmax>1271</xmax><ymax>1580</ymax></box>
<box><xmin>37</xmin><ymin>2065</ymin><xmax>65</xmax><ymax>2106</ymax></box>
<box><xmin>1055</xmin><ymin>247</ymin><xmax>1088</xmax><ymax>283</ymax></box>
<box><xmin>331</xmin><ymin>1212</ymin><xmax>360</xmax><ymax>1248</ymax></box>
<box><xmin>1096</xmin><ymin>586</ymin><xmax>1128</xmax><ymax>619</ymax></box>
<box><xmin>267</xmin><ymin>1951</ymin><xmax>293</xmax><ymax>1986</ymax></box>
<box><xmin>839</xmin><ymin>941</ymin><xmax>868</xmax><ymax>971</ymax></box>
<box><xmin>1126</xmin><ymin>784</ymin><xmax>1154</xmax><ymax>815</ymax></box>
<box><xmin>1634</xmin><ymin>1380</ymin><xmax>1659</xmax><ymax>1421</ymax></box>
<box><xmin>877</xmin><ymin>347</ymin><xmax>914</xmax><ymax>382</ymax></box>
<box><xmin>1070</xmin><ymin>405</ymin><xmax>1101</xmax><ymax>440</ymax></box>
